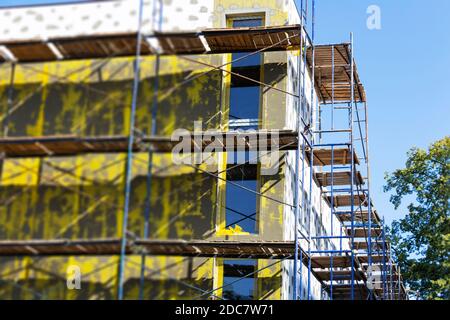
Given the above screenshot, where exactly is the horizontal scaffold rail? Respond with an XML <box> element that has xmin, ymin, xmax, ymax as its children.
<box><xmin>0</xmin><ymin>25</ymin><xmax>302</xmax><ymax>63</ymax></box>
<box><xmin>0</xmin><ymin>130</ymin><xmax>298</xmax><ymax>158</ymax></box>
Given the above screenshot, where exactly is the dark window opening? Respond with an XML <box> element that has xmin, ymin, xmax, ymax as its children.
<box><xmin>225</xmin><ymin>164</ymin><xmax>258</xmax><ymax>233</ymax></box>
<box><xmin>302</xmin><ymin>191</ymin><xmax>309</xmax><ymax>231</ymax></box>
<box><xmin>223</xmin><ymin>260</ymin><xmax>256</xmax><ymax>300</ymax></box>
<box><xmin>301</xmin><ymin>96</ymin><xmax>312</xmax><ymax>126</ymax></box>
<box><xmin>229</xmin><ymin>17</ymin><xmax>263</xmax><ymax>130</ymax></box>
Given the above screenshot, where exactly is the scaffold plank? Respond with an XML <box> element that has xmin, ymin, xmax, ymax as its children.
<box><xmin>357</xmin><ymin>254</ymin><xmax>385</xmax><ymax>264</ymax></box>
<box><xmin>200</xmin><ymin>25</ymin><xmax>301</xmax><ymax>53</ymax></box>
<box><xmin>315</xmin><ymin>171</ymin><xmax>364</xmax><ymax>187</ymax></box>
<box><xmin>353</xmin><ymin>240</ymin><xmax>388</xmax><ymax>251</ymax></box>
<box><xmin>311</xmin><ymin>254</ymin><xmax>385</xmax><ymax>269</ymax></box>
<box><xmin>326</xmin><ymin>194</ymin><xmax>369</xmax><ymax>208</ymax></box>
<box><xmin>0</xmin><ymin>130</ymin><xmax>298</xmax><ymax>158</ymax></box>
<box><xmin>0</xmin><ymin>135</ymin><xmax>133</xmax><ymax>158</ymax></box>
<box><xmin>0</xmin><ymin>239</ymin><xmax>309</xmax><ymax>260</ymax></box>
<box><xmin>0</xmin><ymin>25</ymin><xmax>302</xmax><ymax>62</ymax></box>
<box><xmin>313</xmin><ymin>269</ymin><xmax>366</xmax><ymax>282</ymax></box>
<box><xmin>0</xmin><ymin>238</ymin><xmax>394</xmax><ymax>293</ymax></box>
<box><xmin>326</xmin><ymin>284</ymin><xmax>374</xmax><ymax>300</ymax></box>
<box><xmin>335</xmin><ymin>209</ymin><xmax>381</xmax><ymax>224</ymax></box>
<box><xmin>346</xmin><ymin>227</ymin><xmax>382</xmax><ymax>238</ymax></box>
<box><xmin>0</xmin><ymin>239</ymin><xmax>125</xmax><ymax>256</ymax></box>
<box><xmin>307</xmin><ymin>147</ymin><xmax>360</xmax><ymax>166</ymax></box>
<box><xmin>307</xmin><ymin>44</ymin><xmax>366</xmax><ymax>103</ymax></box>
<box><xmin>135</xmin><ymin>239</ymin><xmax>308</xmax><ymax>260</ymax></box>
<box><xmin>310</xmin><ymin>255</ymin><xmax>356</xmax><ymax>269</ymax></box>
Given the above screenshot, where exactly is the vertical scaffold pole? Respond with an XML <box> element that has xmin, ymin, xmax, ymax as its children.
<box><xmin>293</xmin><ymin>0</ymin><xmax>305</xmax><ymax>301</ymax></box>
<box><xmin>389</xmin><ymin>259</ymin><xmax>394</xmax><ymax>300</ymax></box>
<box><xmin>365</xmin><ymin>101</ymin><xmax>373</xmax><ymax>300</ymax></box>
<box><xmin>139</xmin><ymin>0</ymin><xmax>163</xmax><ymax>300</ymax></box>
<box><xmin>307</xmin><ymin>0</ymin><xmax>315</xmax><ymax>300</ymax></box>
<box><xmin>307</xmin><ymin>143</ymin><xmax>314</xmax><ymax>300</ymax></box>
<box><xmin>298</xmin><ymin>0</ymin><xmax>310</xmax><ymax>300</ymax></box>
<box><xmin>349</xmin><ymin>32</ymin><xmax>355</xmax><ymax>301</ymax></box>
<box><xmin>398</xmin><ymin>267</ymin><xmax>402</xmax><ymax>300</ymax></box>
<box><xmin>329</xmin><ymin>42</ymin><xmax>336</xmax><ymax>301</ymax></box>
<box><xmin>300</xmin><ymin>137</ymin><xmax>306</xmax><ymax>300</ymax></box>
<box><xmin>118</xmin><ymin>0</ymin><xmax>145</xmax><ymax>300</ymax></box>
<box><xmin>331</xmin><ymin>46</ymin><xmax>335</xmax><ymax>130</ymax></box>
<box><xmin>381</xmin><ymin>218</ymin><xmax>387</xmax><ymax>299</ymax></box>
<box><xmin>292</xmin><ymin>52</ymin><xmax>301</xmax><ymax>300</ymax></box>
<box><xmin>330</xmin><ymin>145</ymin><xmax>334</xmax><ymax>300</ymax></box>
<box><xmin>4</xmin><ymin>63</ymin><xmax>15</xmax><ymax>137</ymax></box>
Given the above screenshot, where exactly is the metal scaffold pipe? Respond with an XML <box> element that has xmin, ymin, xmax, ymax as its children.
<box><xmin>292</xmin><ymin>0</ymin><xmax>305</xmax><ymax>300</ymax></box>
<box><xmin>139</xmin><ymin>0</ymin><xmax>164</xmax><ymax>300</ymax></box>
<box><xmin>118</xmin><ymin>0</ymin><xmax>145</xmax><ymax>300</ymax></box>
<box><xmin>307</xmin><ymin>0</ymin><xmax>316</xmax><ymax>300</ymax></box>
<box><xmin>350</xmin><ymin>31</ymin><xmax>355</xmax><ymax>301</ymax></box>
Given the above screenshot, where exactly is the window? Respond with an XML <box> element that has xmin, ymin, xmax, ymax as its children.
<box><xmin>225</xmin><ymin>165</ymin><xmax>258</xmax><ymax>233</ymax></box>
<box><xmin>302</xmin><ymin>191</ymin><xmax>309</xmax><ymax>233</ymax></box>
<box><xmin>223</xmin><ymin>17</ymin><xmax>263</xmax><ymax>235</ymax></box>
<box><xmin>223</xmin><ymin>260</ymin><xmax>256</xmax><ymax>300</ymax></box>
<box><xmin>314</xmin><ymin>209</ymin><xmax>320</xmax><ymax>249</ymax></box>
<box><xmin>228</xmin><ymin>17</ymin><xmax>263</xmax><ymax>129</ymax></box>
<box><xmin>301</xmin><ymin>96</ymin><xmax>311</xmax><ymax>128</ymax></box>
<box><xmin>321</xmin><ymin>225</ymin><xmax>326</xmax><ymax>251</ymax></box>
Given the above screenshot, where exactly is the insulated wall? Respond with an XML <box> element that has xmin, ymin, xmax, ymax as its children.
<box><xmin>0</xmin><ymin>0</ymin><xmax>314</xmax><ymax>300</ymax></box>
<box><xmin>0</xmin><ymin>53</ymin><xmax>223</xmax><ymax>299</ymax></box>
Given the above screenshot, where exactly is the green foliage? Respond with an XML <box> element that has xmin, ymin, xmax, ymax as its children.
<box><xmin>384</xmin><ymin>137</ymin><xmax>450</xmax><ymax>300</ymax></box>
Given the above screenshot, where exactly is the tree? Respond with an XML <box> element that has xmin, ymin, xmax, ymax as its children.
<box><xmin>384</xmin><ymin>136</ymin><xmax>450</xmax><ymax>300</ymax></box>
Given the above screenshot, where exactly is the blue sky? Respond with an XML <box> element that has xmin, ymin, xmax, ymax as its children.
<box><xmin>311</xmin><ymin>0</ymin><xmax>450</xmax><ymax>225</ymax></box>
<box><xmin>0</xmin><ymin>0</ymin><xmax>449</xmax><ymax>225</ymax></box>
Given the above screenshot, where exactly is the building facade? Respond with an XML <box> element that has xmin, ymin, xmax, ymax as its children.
<box><xmin>0</xmin><ymin>0</ymin><xmax>400</xmax><ymax>300</ymax></box>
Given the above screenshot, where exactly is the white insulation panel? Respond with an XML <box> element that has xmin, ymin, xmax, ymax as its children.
<box><xmin>0</xmin><ymin>0</ymin><xmax>214</xmax><ymax>42</ymax></box>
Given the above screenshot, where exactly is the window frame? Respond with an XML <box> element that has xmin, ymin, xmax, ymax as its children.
<box><xmin>222</xmin><ymin>259</ymin><xmax>257</xmax><ymax>300</ymax></box>
<box><xmin>217</xmin><ymin>13</ymin><xmax>266</xmax><ymax>237</ymax></box>
<box><xmin>223</xmin><ymin>161</ymin><xmax>260</xmax><ymax>234</ymax></box>
<box><xmin>226</xmin><ymin>14</ymin><xmax>265</xmax><ymax>130</ymax></box>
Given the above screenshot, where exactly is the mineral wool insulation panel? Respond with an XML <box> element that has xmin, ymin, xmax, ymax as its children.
<box><xmin>0</xmin><ymin>0</ymin><xmax>214</xmax><ymax>43</ymax></box>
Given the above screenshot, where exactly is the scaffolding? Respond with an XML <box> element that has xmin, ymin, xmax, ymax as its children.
<box><xmin>0</xmin><ymin>0</ymin><xmax>408</xmax><ymax>300</ymax></box>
